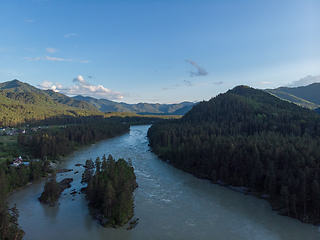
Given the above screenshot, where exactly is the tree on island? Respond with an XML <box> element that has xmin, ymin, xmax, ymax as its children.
<box><xmin>38</xmin><ymin>173</ymin><xmax>60</xmax><ymax>204</ymax></box>
<box><xmin>38</xmin><ymin>173</ymin><xmax>73</xmax><ymax>205</ymax></box>
<box><xmin>83</xmin><ymin>154</ymin><xmax>138</xmax><ymax>227</ymax></box>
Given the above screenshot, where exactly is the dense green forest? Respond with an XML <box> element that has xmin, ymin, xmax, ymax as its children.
<box><xmin>17</xmin><ymin>119</ymin><xmax>129</xmax><ymax>160</ymax></box>
<box><xmin>148</xmin><ymin>86</ymin><xmax>320</xmax><ymax>224</ymax></box>
<box><xmin>83</xmin><ymin>155</ymin><xmax>137</xmax><ymax>227</ymax></box>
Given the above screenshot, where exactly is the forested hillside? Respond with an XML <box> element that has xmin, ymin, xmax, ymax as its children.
<box><xmin>0</xmin><ymin>80</ymin><xmax>99</xmax><ymax>111</ymax></box>
<box><xmin>0</xmin><ymin>102</ymin><xmax>103</xmax><ymax>127</ymax></box>
<box><xmin>0</xmin><ymin>80</ymin><xmax>104</xmax><ymax>126</ymax></box>
<box><xmin>0</xmin><ymin>90</ymin><xmax>67</xmax><ymax>108</ymax></box>
<box><xmin>148</xmin><ymin>86</ymin><xmax>320</xmax><ymax>224</ymax></box>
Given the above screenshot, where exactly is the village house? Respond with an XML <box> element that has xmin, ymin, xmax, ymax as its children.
<box><xmin>12</xmin><ymin>156</ymin><xmax>23</xmax><ymax>167</ymax></box>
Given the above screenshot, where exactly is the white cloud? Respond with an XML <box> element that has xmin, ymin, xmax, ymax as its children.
<box><xmin>38</xmin><ymin>80</ymin><xmax>52</xmax><ymax>88</ymax></box>
<box><xmin>185</xmin><ymin>59</ymin><xmax>208</xmax><ymax>77</ymax></box>
<box><xmin>285</xmin><ymin>75</ymin><xmax>320</xmax><ymax>87</ymax></box>
<box><xmin>25</xmin><ymin>57</ymin><xmax>41</xmax><ymax>61</ymax></box>
<box><xmin>25</xmin><ymin>19</ymin><xmax>34</xmax><ymax>23</ymax></box>
<box><xmin>72</xmin><ymin>75</ymin><xmax>89</xmax><ymax>86</ymax></box>
<box><xmin>46</xmin><ymin>47</ymin><xmax>57</xmax><ymax>53</ymax></box>
<box><xmin>45</xmin><ymin>56</ymin><xmax>72</xmax><ymax>61</ymax></box>
<box><xmin>38</xmin><ymin>80</ymin><xmax>59</xmax><ymax>91</ymax></box>
<box><xmin>25</xmin><ymin>56</ymin><xmax>72</xmax><ymax>61</ymax></box>
<box><xmin>258</xmin><ymin>82</ymin><xmax>272</xmax><ymax>84</ymax></box>
<box><xmin>64</xmin><ymin>33</ymin><xmax>78</xmax><ymax>38</ymax></box>
<box><xmin>38</xmin><ymin>75</ymin><xmax>123</xmax><ymax>99</ymax></box>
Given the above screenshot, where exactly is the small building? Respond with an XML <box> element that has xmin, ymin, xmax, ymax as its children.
<box><xmin>12</xmin><ymin>156</ymin><xmax>23</xmax><ymax>167</ymax></box>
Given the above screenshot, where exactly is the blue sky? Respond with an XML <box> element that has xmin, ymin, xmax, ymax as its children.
<box><xmin>0</xmin><ymin>0</ymin><xmax>319</xmax><ymax>104</ymax></box>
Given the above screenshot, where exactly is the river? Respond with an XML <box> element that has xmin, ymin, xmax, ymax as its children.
<box><xmin>8</xmin><ymin>125</ymin><xmax>320</xmax><ymax>240</ymax></box>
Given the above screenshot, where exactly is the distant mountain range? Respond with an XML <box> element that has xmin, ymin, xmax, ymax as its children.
<box><xmin>0</xmin><ymin>80</ymin><xmax>195</xmax><ymax>115</ymax></box>
<box><xmin>264</xmin><ymin>83</ymin><xmax>320</xmax><ymax>110</ymax></box>
<box><xmin>1</xmin><ymin>79</ymin><xmax>319</xmax><ymax>121</ymax></box>
<box><xmin>72</xmin><ymin>95</ymin><xmax>195</xmax><ymax>115</ymax></box>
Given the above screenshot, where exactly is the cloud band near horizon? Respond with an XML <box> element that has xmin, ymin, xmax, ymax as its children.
<box><xmin>38</xmin><ymin>75</ymin><xmax>123</xmax><ymax>99</ymax></box>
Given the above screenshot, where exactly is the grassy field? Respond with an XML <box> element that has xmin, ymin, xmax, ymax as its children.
<box><xmin>0</xmin><ymin>133</ymin><xmax>31</xmax><ymax>163</ymax></box>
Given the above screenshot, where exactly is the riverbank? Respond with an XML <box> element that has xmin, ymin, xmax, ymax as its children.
<box><xmin>162</xmin><ymin>156</ymin><xmax>320</xmax><ymax>226</ymax></box>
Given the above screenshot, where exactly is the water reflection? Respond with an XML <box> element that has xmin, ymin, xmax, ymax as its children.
<box><xmin>41</xmin><ymin>203</ymin><xmax>59</xmax><ymax>220</ymax></box>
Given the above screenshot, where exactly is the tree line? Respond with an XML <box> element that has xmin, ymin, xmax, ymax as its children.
<box><xmin>18</xmin><ymin>119</ymin><xmax>129</xmax><ymax>160</ymax></box>
<box><xmin>147</xmin><ymin>86</ymin><xmax>320</xmax><ymax>224</ymax></box>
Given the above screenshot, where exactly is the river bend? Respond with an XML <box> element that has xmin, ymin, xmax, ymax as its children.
<box><xmin>8</xmin><ymin>125</ymin><xmax>320</xmax><ymax>240</ymax></box>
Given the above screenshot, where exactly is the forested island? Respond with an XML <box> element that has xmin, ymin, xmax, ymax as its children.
<box><xmin>82</xmin><ymin>155</ymin><xmax>137</xmax><ymax>228</ymax></box>
<box><xmin>147</xmin><ymin>86</ymin><xmax>320</xmax><ymax>224</ymax></box>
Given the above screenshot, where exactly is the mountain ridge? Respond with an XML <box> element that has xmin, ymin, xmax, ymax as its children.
<box><xmin>0</xmin><ymin>79</ymin><xmax>100</xmax><ymax>112</ymax></box>
<box><xmin>0</xmin><ymin>79</ymin><xmax>195</xmax><ymax>115</ymax></box>
<box><xmin>72</xmin><ymin>95</ymin><xmax>195</xmax><ymax>115</ymax></box>
<box><xmin>264</xmin><ymin>82</ymin><xmax>320</xmax><ymax>110</ymax></box>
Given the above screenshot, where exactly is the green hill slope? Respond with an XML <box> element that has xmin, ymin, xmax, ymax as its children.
<box><xmin>0</xmin><ymin>90</ymin><xmax>66</xmax><ymax>109</ymax></box>
<box><xmin>148</xmin><ymin>86</ymin><xmax>320</xmax><ymax>224</ymax></box>
<box><xmin>265</xmin><ymin>83</ymin><xmax>320</xmax><ymax>109</ymax></box>
<box><xmin>0</xmin><ymin>80</ymin><xmax>103</xmax><ymax>126</ymax></box>
<box><xmin>0</xmin><ymin>79</ymin><xmax>44</xmax><ymax>93</ymax></box>
<box><xmin>43</xmin><ymin>90</ymin><xmax>99</xmax><ymax>111</ymax></box>
<box><xmin>0</xmin><ymin>80</ymin><xmax>100</xmax><ymax>112</ymax></box>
